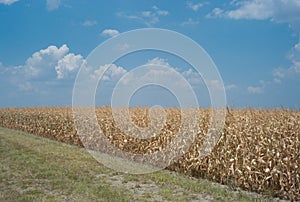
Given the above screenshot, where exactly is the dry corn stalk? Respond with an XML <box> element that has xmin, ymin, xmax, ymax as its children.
<box><xmin>0</xmin><ymin>107</ymin><xmax>299</xmax><ymax>200</ymax></box>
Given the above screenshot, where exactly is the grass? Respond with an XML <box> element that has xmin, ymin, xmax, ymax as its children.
<box><xmin>0</xmin><ymin>127</ymin><xmax>280</xmax><ymax>202</ymax></box>
<box><xmin>0</xmin><ymin>127</ymin><xmax>131</xmax><ymax>202</ymax></box>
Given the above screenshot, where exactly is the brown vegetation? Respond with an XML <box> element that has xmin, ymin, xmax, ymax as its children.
<box><xmin>0</xmin><ymin>107</ymin><xmax>299</xmax><ymax>200</ymax></box>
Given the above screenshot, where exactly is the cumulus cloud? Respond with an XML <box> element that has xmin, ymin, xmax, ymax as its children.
<box><xmin>139</xmin><ymin>60</ymin><xmax>225</xmax><ymax>91</ymax></box>
<box><xmin>247</xmin><ymin>80</ymin><xmax>268</xmax><ymax>94</ymax></box>
<box><xmin>117</xmin><ymin>6</ymin><xmax>169</xmax><ymax>27</ymax></box>
<box><xmin>182</xmin><ymin>68</ymin><xmax>203</xmax><ymax>85</ymax></box>
<box><xmin>18</xmin><ymin>81</ymin><xmax>34</xmax><ymax>92</ymax></box>
<box><xmin>225</xmin><ymin>84</ymin><xmax>237</xmax><ymax>90</ymax></box>
<box><xmin>137</xmin><ymin>58</ymin><xmax>178</xmax><ymax>84</ymax></box>
<box><xmin>206</xmin><ymin>8</ymin><xmax>225</xmax><ymax>18</ymax></box>
<box><xmin>181</xmin><ymin>18</ymin><xmax>200</xmax><ymax>26</ymax></box>
<box><xmin>146</xmin><ymin>57</ymin><xmax>170</xmax><ymax>66</ymax></box>
<box><xmin>119</xmin><ymin>58</ymin><xmax>191</xmax><ymax>89</ymax></box>
<box><xmin>273</xmin><ymin>42</ymin><xmax>300</xmax><ymax>82</ymax></box>
<box><xmin>2</xmin><ymin>44</ymin><xmax>83</xmax><ymax>92</ymax></box>
<box><xmin>142</xmin><ymin>11</ymin><xmax>151</xmax><ymax>17</ymax></box>
<box><xmin>208</xmin><ymin>0</ymin><xmax>300</xmax><ymax>85</ymax></box>
<box><xmin>207</xmin><ymin>79</ymin><xmax>226</xmax><ymax>90</ymax></box>
<box><xmin>81</xmin><ymin>20</ymin><xmax>97</xmax><ymax>27</ymax></box>
<box><xmin>122</xmin><ymin>58</ymin><xmax>224</xmax><ymax>91</ymax></box>
<box><xmin>151</xmin><ymin>5</ymin><xmax>169</xmax><ymax>16</ymax></box>
<box><xmin>139</xmin><ymin>9</ymin><xmax>162</xmax><ymax>24</ymax></box>
<box><xmin>55</xmin><ymin>53</ymin><xmax>85</xmax><ymax>79</ymax></box>
<box><xmin>0</xmin><ymin>0</ymin><xmax>18</xmax><ymax>5</ymax></box>
<box><xmin>101</xmin><ymin>29</ymin><xmax>120</xmax><ymax>37</ymax></box>
<box><xmin>186</xmin><ymin>1</ymin><xmax>207</xmax><ymax>11</ymax></box>
<box><xmin>247</xmin><ymin>86</ymin><xmax>264</xmax><ymax>94</ymax></box>
<box><xmin>156</xmin><ymin>10</ymin><xmax>169</xmax><ymax>16</ymax></box>
<box><xmin>224</xmin><ymin>0</ymin><xmax>274</xmax><ymax>20</ymax></box>
<box><xmin>24</xmin><ymin>44</ymin><xmax>69</xmax><ymax>78</ymax></box>
<box><xmin>273</xmin><ymin>63</ymin><xmax>300</xmax><ymax>79</ymax></box>
<box><xmin>208</xmin><ymin>0</ymin><xmax>300</xmax><ymax>31</ymax></box>
<box><xmin>273</xmin><ymin>78</ymin><xmax>282</xmax><ymax>84</ymax></box>
<box><xmin>91</xmin><ymin>64</ymin><xmax>127</xmax><ymax>81</ymax></box>
<box><xmin>112</xmin><ymin>57</ymin><xmax>224</xmax><ymax>108</ymax></box>
<box><xmin>114</xmin><ymin>43</ymin><xmax>130</xmax><ymax>51</ymax></box>
<box><xmin>46</xmin><ymin>0</ymin><xmax>61</xmax><ymax>11</ymax></box>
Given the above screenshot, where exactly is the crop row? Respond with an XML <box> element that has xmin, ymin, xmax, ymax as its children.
<box><xmin>0</xmin><ymin>107</ymin><xmax>299</xmax><ymax>200</ymax></box>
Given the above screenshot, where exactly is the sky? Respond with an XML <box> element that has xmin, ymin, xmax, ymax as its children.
<box><xmin>0</xmin><ymin>0</ymin><xmax>300</xmax><ymax>108</ymax></box>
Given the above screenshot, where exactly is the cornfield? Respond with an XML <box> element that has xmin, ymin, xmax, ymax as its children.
<box><xmin>0</xmin><ymin>107</ymin><xmax>299</xmax><ymax>200</ymax></box>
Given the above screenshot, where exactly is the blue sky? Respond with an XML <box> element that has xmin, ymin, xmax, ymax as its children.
<box><xmin>0</xmin><ymin>0</ymin><xmax>299</xmax><ymax>108</ymax></box>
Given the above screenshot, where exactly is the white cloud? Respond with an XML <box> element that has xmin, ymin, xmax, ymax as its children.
<box><xmin>141</xmin><ymin>9</ymin><xmax>168</xmax><ymax>17</ymax></box>
<box><xmin>0</xmin><ymin>0</ymin><xmax>18</xmax><ymax>5</ymax></box>
<box><xmin>120</xmin><ymin>59</ymin><xmax>186</xmax><ymax>88</ymax></box>
<box><xmin>82</xmin><ymin>20</ymin><xmax>97</xmax><ymax>27</ymax></box>
<box><xmin>225</xmin><ymin>84</ymin><xmax>237</xmax><ymax>90</ymax></box>
<box><xmin>91</xmin><ymin>64</ymin><xmax>127</xmax><ymax>81</ymax></box>
<box><xmin>156</xmin><ymin>10</ymin><xmax>169</xmax><ymax>16</ymax></box>
<box><xmin>182</xmin><ymin>68</ymin><xmax>203</xmax><ymax>85</ymax></box>
<box><xmin>182</xmin><ymin>68</ymin><xmax>228</xmax><ymax>91</ymax></box>
<box><xmin>206</xmin><ymin>8</ymin><xmax>224</xmax><ymax>18</ymax></box>
<box><xmin>0</xmin><ymin>66</ymin><xmax>9</xmax><ymax>75</ymax></box>
<box><xmin>109</xmin><ymin>58</ymin><xmax>205</xmax><ymax>107</ymax></box>
<box><xmin>151</xmin><ymin>5</ymin><xmax>169</xmax><ymax>16</ymax></box>
<box><xmin>55</xmin><ymin>53</ymin><xmax>85</xmax><ymax>79</ymax></box>
<box><xmin>207</xmin><ymin>79</ymin><xmax>225</xmax><ymax>90</ymax></box>
<box><xmin>273</xmin><ymin>78</ymin><xmax>282</xmax><ymax>84</ymax></box>
<box><xmin>208</xmin><ymin>0</ymin><xmax>300</xmax><ymax>85</ymax></box>
<box><xmin>289</xmin><ymin>42</ymin><xmax>300</xmax><ymax>59</ymax></box>
<box><xmin>25</xmin><ymin>44</ymin><xmax>69</xmax><ymax>77</ymax></box>
<box><xmin>114</xmin><ymin>58</ymin><xmax>188</xmax><ymax>89</ymax></box>
<box><xmin>46</xmin><ymin>0</ymin><xmax>61</xmax><ymax>11</ymax></box>
<box><xmin>146</xmin><ymin>16</ymin><xmax>159</xmax><ymax>24</ymax></box>
<box><xmin>114</xmin><ymin>43</ymin><xmax>130</xmax><ymax>51</ymax></box>
<box><xmin>2</xmin><ymin>44</ymin><xmax>83</xmax><ymax>91</ymax></box>
<box><xmin>18</xmin><ymin>81</ymin><xmax>34</xmax><ymax>92</ymax></box>
<box><xmin>273</xmin><ymin>42</ymin><xmax>300</xmax><ymax>80</ymax></box>
<box><xmin>101</xmin><ymin>29</ymin><xmax>120</xmax><ymax>37</ymax></box>
<box><xmin>225</xmin><ymin>0</ymin><xmax>274</xmax><ymax>20</ymax></box>
<box><xmin>142</xmin><ymin>11</ymin><xmax>152</xmax><ymax>17</ymax></box>
<box><xmin>273</xmin><ymin>67</ymin><xmax>285</xmax><ymax>78</ymax></box>
<box><xmin>117</xmin><ymin>6</ymin><xmax>168</xmax><ymax>27</ymax></box>
<box><xmin>247</xmin><ymin>86</ymin><xmax>264</xmax><ymax>94</ymax></box>
<box><xmin>187</xmin><ymin>2</ymin><xmax>206</xmax><ymax>11</ymax></box>
<box><xmin>116</xmin><ymin>12</ymin><xmax>140</xmax><ymax>20</ymax></box>
<box><xmin>181</xmin><ymin>18</ymin><xmax>200</xmax><ymax>26</ymax></box>
<box><xmin>182</xmin><ymin>68</ymin><xmax>197</xmax><ymax>77</ymax></box>
<box><xmin>146</xmin><ymin>57</ymin><xmax>170</xmax><ymax>66</ymax></box>
<box><xmin>139</xmin><ymin>9</ymin><xmax>163</xmax><ymax>24</ymax></box>
<box><xmin>208</xmin><ymin>0</ymin><xmax>300</xmax><ymax>31</ymax></box>
<box><xmin>140</xmin><ymin>64</ymin><xmax>223</xmax><ymax>91</ymax></box>
<box><xmin>273</xmin><ymin>63</ymin><xmax>300</xmax><ymax>78</ymax></box>
<box><xmin>247</xmin><ymin>80</ymin><xmax>268</xmax><ymax>94</ymax></box>
<box><xmin>140</xmin><ymin>58</ymin><xmax>224</xmax><ymax>90</ymax></box>
<box><xmin>152</xmin><ymin>5</ymin><xmax>159</xmax><ymax>10</ymax></box>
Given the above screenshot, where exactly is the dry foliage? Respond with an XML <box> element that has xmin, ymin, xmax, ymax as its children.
<box><xmin>0</xmin><ymin>107</ymin><xmax>299</xmax><ymax>200</ymax></box>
